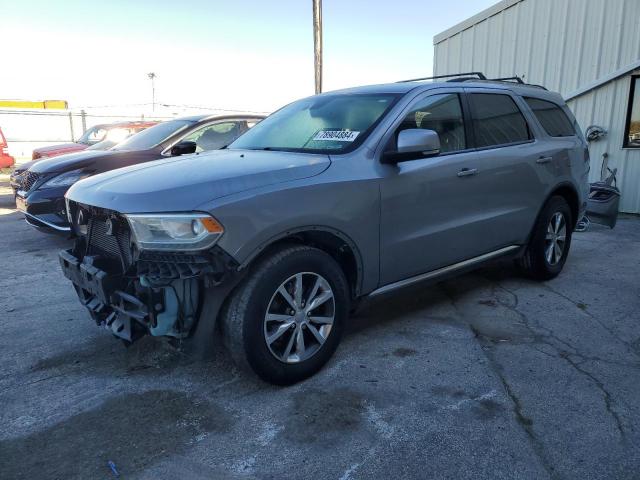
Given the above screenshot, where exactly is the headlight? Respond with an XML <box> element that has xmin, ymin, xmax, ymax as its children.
<box><xmin>40</xmin><ymin>169</ymin><xmax>91</xmax><ymax>189</ymax></box>
<box><xmin>125</xmin><ymin>213</ymin><xmax>224</xmax><ymax>251</ymax></box>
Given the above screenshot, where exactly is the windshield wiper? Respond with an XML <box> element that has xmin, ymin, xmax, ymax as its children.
<box><xmin>240</xmin><ymin>147</ymin><xmax>307</xmax><ymax>152</ymax></box>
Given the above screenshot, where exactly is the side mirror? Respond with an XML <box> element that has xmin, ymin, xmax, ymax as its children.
<box><xmin>382</xmin><ymin>129</ymin><xmax>441</xmax><ymax>164</ymax></box>
<box><xmin>170</xmin><ymin>141</ymin><xmax>197</xmax><ymax>156</ymax></box>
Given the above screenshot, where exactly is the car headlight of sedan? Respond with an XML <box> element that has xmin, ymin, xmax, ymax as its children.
<box><xmin>10</xmin><ymin>170</ymin><xmax>24</xmax><ymax>182</ymax></box>
<box><xmin>125</xmin><ymin>213</ymin><xmax>224</xmax><ymax>251</ymax></box>
<box><xmin>40</xmin><ymin>169</ymin><xmax>91</xmax><ymax>189</ymax></box>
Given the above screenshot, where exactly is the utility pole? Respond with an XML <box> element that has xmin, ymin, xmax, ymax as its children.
<box><xmin>147</xmin><ymin>72</ymin><xmax>157</xmax><ymax>111</ymax></box>
<box><xmin>312</xmin><ymin>0</ymin><xmax>322</xmax><ymax>94</ymax></box>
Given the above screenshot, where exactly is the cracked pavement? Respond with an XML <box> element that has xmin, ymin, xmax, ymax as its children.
<box><xmin>1</xmin><ymin>175</ymin><xmax>639</xmax><ymax>479</ymax></box>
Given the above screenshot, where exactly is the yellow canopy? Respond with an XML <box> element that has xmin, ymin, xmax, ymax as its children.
<box><xmin>0</xmin><ymin>100</ymin><xmax>68</xmax><ymax>110</ymax></box>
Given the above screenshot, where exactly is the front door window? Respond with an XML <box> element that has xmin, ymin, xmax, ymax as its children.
<box><xmin>182</xmin><ymin>121</ymin><xmax>245</xmax><ymax>152</ymax></box>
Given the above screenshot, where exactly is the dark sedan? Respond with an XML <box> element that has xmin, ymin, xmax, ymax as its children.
<box><xmin>14</xmin><ymin>114</ymin><xmax>264</xmax><ymax>232</ymax></box>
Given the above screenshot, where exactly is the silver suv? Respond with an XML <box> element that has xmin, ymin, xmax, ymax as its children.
<box><xmin>59</xmin><ymin>76</ymin><xmax>589</xmax><ymax>384</ymax></box>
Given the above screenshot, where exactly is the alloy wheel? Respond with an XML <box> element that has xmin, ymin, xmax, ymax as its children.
<box><xmin>545</xmin><ymin>212</ymin><xmax>567</xmax><ymax>266</ymax></box>
<box><xmin>263</xmin><ymin>272</ymin><xmax>335</xmax><ymax>363</ymax></box>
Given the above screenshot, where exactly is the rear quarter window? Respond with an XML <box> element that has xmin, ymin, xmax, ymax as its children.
<box><xmin>468</xmin><ymin>93</ymin><xmax>531</xmax><ymax>148</ymax></box>
<box><xmin>524</xmin><ymin>97</ymin><xmax>576</xmax><ymax>137</ymax></box>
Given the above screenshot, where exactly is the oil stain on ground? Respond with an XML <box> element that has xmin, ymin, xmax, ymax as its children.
<box><xmin>30</xmin><ymin>335</ymin><xmax>186</xmax><ymax>378</ymax></box>
<box><xmin>0</xmin><ymin>390</ymin><xmax>233</xmax><ymax>480</ymax></box>
<box><xmin>431</xmin><ymin>385</ymin><xmax>467</xmax><ymax>399</ymax></box>
<box><xmin>282</xmin><ymin>388</ymin><xmax>365</xmax><ymax>444</ymax></box>
<box><xmin>471</xmin><ymin>398</ymin><xmax>504</xmax><ymax>420</ymax></box>
<box><xmin>393</xmin><ymin>347</ymin><xmax>418</xmax><ymax>358</ymax></box>
<box><xmin>470</xmin><ymin>317</ymin><xmax>534</xmax><ymax>344</ymax></box>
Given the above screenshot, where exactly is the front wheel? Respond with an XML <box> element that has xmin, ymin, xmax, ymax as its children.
<box><xmin>221</xmin><ymin>245</ymin><xmax>349</xmax><ymax>385</ymax></box>
<box><xmin>517</xmin><ymin>195</ymin><xmax>573</xmax><ymax>280</ymax></box>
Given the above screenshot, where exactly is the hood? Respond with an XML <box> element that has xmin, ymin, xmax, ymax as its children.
<box><xmin>34</xmin><ymin>143</ymin><xmax>87</xmax><ymax>155</ymax></box>
<box><xmin>30</xmin><ymin>149</ymin><xmax>123</xmax><ymax>174</ymax></box>
<box><xmin>13</xmin><ymin>159</ymin><xmax>38</xmax><ymax>174</ymax></box>
<box><xmin>66</xmin><ymin>149</ymin><xmax>331</xmax><ymax>213</ymax></box>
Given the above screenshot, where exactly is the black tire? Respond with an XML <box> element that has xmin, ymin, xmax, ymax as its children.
<box><xmin>517</xmin><ymin>195</ymin><xmax>573</xmax><ymax>280</ymax></box>
<box><xmin>220</xmin><ymin>244</ymin><xmax>350</xmax><ymax>385</ymax></box>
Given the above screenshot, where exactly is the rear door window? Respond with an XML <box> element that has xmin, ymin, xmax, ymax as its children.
<box><xmin>524</xmin><ymin>97</ymin><xmax>576</xmax><ymax>137</ymax></box>
<box><xmin>398</xmin><ymin>93</ymin><xmax>466</xmax><ymax>153</ymax></box>
<box><xmin>468</xmin><ymin>93</ymin><xmax>531</xmax><ymax>148</ymax></box>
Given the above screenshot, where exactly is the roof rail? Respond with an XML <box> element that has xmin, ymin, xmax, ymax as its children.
<box><xmin>397</xmin><ymin>73</ymin><xmax>548</xmax><ymax>90</ymax></box>
<box><xmin>525</xmin><ymin>83</ymin><xmax>548</xmax><ymax>90</ymax></box>
<box><xmin>456</xmin><ymin>75</ymin><xmax>548</xmax><ymax>90</ymax></box>
<box><xmin>488</xmin><ymin>76</ymin><xmax>548</xmax><ymax>90</ymax></box>
<box><xmin>490</xmin><ymin>76</ymin><xmax>525</xmax><ymax>84</ymax></box>
<box><xmin>397</xmin><ymin>72</ymin><xmax>487</xmax><ymax>83</ymax></box>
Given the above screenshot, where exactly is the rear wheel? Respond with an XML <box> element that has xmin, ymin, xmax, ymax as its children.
<box><xmin>517</xmin><ymin>195</ymin><xmax>573</xmax><ymax>280</ymax></box>
<box><xmin>221</xmin><ymin>245</ymin><xmax>349</xmax><ymax>385</ymax></box>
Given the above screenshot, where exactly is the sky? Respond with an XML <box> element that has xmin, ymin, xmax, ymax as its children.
<box><xmin>0</xmin><ymin>0</ymin><xmax>497</xmax><ymax>115</ymax></box>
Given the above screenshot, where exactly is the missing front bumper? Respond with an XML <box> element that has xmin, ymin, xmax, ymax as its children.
<box><xmin>59</xmin><ymin>246</ymin><xmax>234</xmax><ymax>343</ymax></box>
<box><xmin>59</xmin><ymin>249</ymin><xmax>150</xmax><ymax>342</ymax></box>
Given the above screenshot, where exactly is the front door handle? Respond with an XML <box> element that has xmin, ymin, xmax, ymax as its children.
<box><xmin>536</xmin><ymin>156</ymin><xmax>553</xmax><ymax>164</ymax></box>
<box><xmin>457</xmin><ymin>168</ymin><xmax>478</xmax><ymax>177</ymax></box>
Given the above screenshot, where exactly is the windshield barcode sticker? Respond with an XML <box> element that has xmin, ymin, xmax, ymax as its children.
<box><xmin>313</xmin><ymin>130</ymin><xmax>360</xmax><ymax>142</ymax></box>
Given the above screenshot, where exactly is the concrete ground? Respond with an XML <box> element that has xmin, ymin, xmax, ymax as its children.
<box><xmin>1</xmin><ymin>174</ymin><xmax>639</xmax><ymax>480</ymax></box>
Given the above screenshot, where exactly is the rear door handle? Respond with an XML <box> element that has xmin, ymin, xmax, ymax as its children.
<box><xmin>457</xmin><ymin>168</ymin><xmax>478</xmax><ymax>177</ymax></box>
<box><xmin>536</xmin><ymin>156</ymin><xmax>553</xmax><ymax>164</ymax></box>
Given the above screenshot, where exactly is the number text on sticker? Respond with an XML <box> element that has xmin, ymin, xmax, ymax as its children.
<box><xmin>313</xmin><ymin>130</ymin><xmax>360</xmax><ymax>142</ymax></box>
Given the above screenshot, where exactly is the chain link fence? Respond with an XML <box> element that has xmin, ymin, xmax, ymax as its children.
<box><xmin>0</xmin><ymin>109</ymin><xmax>174</xmax><ymax>163</ymax></box>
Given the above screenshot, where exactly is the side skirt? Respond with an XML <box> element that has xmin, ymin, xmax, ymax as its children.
<box><xmin>367</xmin><ymin>245</ymin><xmax>521</xmax><ymax>298</ymax></box>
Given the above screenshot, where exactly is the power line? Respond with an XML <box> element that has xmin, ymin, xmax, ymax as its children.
<box><xmin>72</xmin><ymin>102</ymin><xmax>154</xmax><ymax>109</ymax></box>
<box><xmin>0</xmin><ymin>109</ymin><xmax>174</xmax><ymax>119</ymax></box>
<box><xmin>158</xmin><ymin>103</ymin><xmax>271</xmax><ymax>115</ymax></box>
<box><xmin>60</xmin><ymin>102</ymin><xmax>271</xmax><ymax>115</ymax></box>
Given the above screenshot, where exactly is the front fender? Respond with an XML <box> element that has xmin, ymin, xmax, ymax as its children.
<box><xmin>206</xmin><ymin>179</ymin><xmax>381</xmax><ymax>295</ymax></box>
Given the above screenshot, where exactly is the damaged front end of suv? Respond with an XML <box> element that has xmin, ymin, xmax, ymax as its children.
<box><xmin>59</xmin><ymin>200</ymin><xmax>235</xmax><ymax>343</ymax></box>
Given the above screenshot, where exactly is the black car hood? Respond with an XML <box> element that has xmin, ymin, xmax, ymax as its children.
<box><xmin>29</xmin><ymin>149</ymin><xmax>153</xmax><ymax>174</ymax></box>
<box><xmin>13</xmin><ymin>159</ymin><xmax>38</xmax><ymax>174</ymax></box>
<box><xmin>66</xmin><ymin>149</ymin><xmax>331</xmax><ymax>213</ymax></box>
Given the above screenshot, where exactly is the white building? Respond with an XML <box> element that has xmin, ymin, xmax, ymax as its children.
<box><xmin>433</xmin><ymin>0</ymin><xmax>640</xmax><ymax>213</ymax></box>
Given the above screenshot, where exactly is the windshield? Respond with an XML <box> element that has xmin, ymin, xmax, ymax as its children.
<box><xmin>87</xmin><ymin>139</ymin><xmax>119</xmax><ymax>150</ymax></box>
<box><xmin>77</xmin><ymin>125</ymin><xmax>106</xmax><ymax>145</ymax></box>
<box><xmin>112</xmin><ymin>119</ymin><xmax>191</xmax><ymax>151</ymax></box>
<box><xmin>229</xmin><ymin>93</ymin><xmax>399</xmax><ymax>153</ymax></box>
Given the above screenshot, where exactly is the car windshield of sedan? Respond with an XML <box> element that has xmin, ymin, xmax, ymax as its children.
<box><xmin>228</xmin><ymin>93</ymin><xmax>399</xmax><ymax>153</ymax></box>
<box><xmin>111</xmin><ymin>119</ymin><xmax>191</xmax><ymax>151</ymax></box>
<box><xmin>77</xmin><ymin>125</ymin><xmax>107</xmax><ymax>145</ymax></box>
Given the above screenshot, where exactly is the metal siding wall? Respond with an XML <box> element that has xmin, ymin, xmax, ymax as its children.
<box><xmin>460</xmin><ymin>28</ymin><xmax>475</xmax><ymax>72</ymax></box>
<box><xmin>500</xmin><ymin>5</ymin><xmax>518</xmax><ymax>77</ymax></box>
<box><xmin>434</xmin><ymin>0</ymin><xmax>640</xmax><ymax>213</ymax></box>
<box><xmin>514</xmin><ymin>0</ymin><xmax>534</xmax><ymax>79</ymax></box>
<box><xmin>486</xmin><ymin>14</ymin><xmax>503</xmax><ymax>75</ymax></box>
<box><xmin>473</xmin><ymin>20</ymin><xmax>489</xmax><ymax>72</ymax></box>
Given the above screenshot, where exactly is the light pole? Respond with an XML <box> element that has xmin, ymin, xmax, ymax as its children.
<box><xmin>312</xmin><ymin>0</ymin><xmax>322</xmax><ymax>94</ymax></box>
<box><xmin>147</xmin><ymin>72</ymin><xmax>156</xmax><ymax>111</ymax></box>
